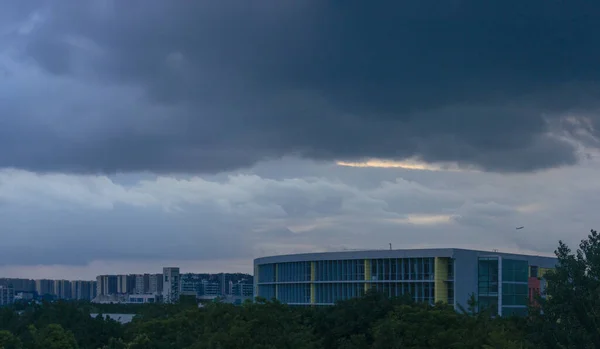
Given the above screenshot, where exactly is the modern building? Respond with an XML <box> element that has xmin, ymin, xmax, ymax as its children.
<box><xmin>134</xmin><ymin>274</ymin><xmax>150</xmax><ymax>294</ymax></box>
<box><xmin>232</xmin><ymin>282</ymin><xmax>254</xmax><ymax>297</ymax></box>
<box><xmin>163</xmin><ymin>267</ymin><xmax>180</xmax><ymax>303</ymax></box>
<box><xmin>0</xmin><ymin>285</ymin><xmax>15</xmax><ymax>306</ymax></box>
<box><xmin>35</xmin><ymin>279</ymin><xmax>55</xmax><ymax>297</ymax></box>
<box><xmin>181</xmin><ymin>273</ymin><xmax>203</xmax><ymax>297</ymax></box>
<box><xmin>0</xmin><ymin>279</ymin><xmax>35</xmax><ymax>293</ymax></box>
<box><xmin>54</xmin><ymin>280</ymin><xmax>72</xmax><ymax>299</ymax></box>
<box><xmin>116</xmin><ymin>275</ymin><xmax>135</xmax><ymax>294</ymax></box>
<box><xmin>149</xmin><ymin>273</ymin><xmax>163</xmax><ymax>295</ymax></box>
<box><xmin>254</xmin><ymin>248</ymin><xmax>557</xmax><ymax>316</ymax></box>
<box><xmin>71</xmin><ymin>281</ymin><xmax>97</xmax><ymax>300</ymax></box>
<box><xmin>127</xmin><ymin>293</ymin><xmax>157</xmax><ymax>304</ymax></box>
<box><xmin>96</xmin><ymin>275</ymin><xmax>118</xmax><ymax>296</ymax></box>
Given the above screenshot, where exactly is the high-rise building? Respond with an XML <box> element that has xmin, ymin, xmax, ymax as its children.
<box><xmin>96</xmin><ymin>275</ymin><xmax>118</xmax><ymax>296</ymax></box>
<box><xmin>220</xmin><ymin>273</ymin><xmax>233</xmax><ymax>296</ymax></box>
<box><xmin>201</xmin><ymin>280</ymin><xmax>221</xmax><ymax>297</ymax></box>
<box><xmin>163</xmin><ymin>267</ymin><xmax>180</xmax><ymax>303</ymax></box>
<box><xmin>70</xmin><ymin>280</ymin><xmax>96</xmax><ymax>300</ymax></box>
<box><xmin>255</xmin><ymin>248</ymin><xmax>557</xmax><ymax>317</ymax></box>
<box><xmin>90</xmin><ymin>281</ymin><xmax>98</xmax><ymax>300</ymax></box>
<box><xmin>35</xmin><ymin>279</ymin><xmax>55</xmax><ymax>297</ymax></box>
<box><xmin>0</xmin><ymin>286</ymin><xmax>15</xmax><ymax>306</ymax></box>
<box><xmin>181</xmin><ymin>273</ymin><xmax>202</xmax><ymax>297</ymax></box>
<box><xmin>134</xmin><ymin>274</ymin><xmax>150</xmax><ymax>294</ymax></box>
<box><xmin>116</xmin><ymin>275</ymin><xmax>135</xmax><ymax>294</ymax></box>
<box><xmin>149</xmin><ymin>274</ymin><xmax>163</xmax><ymax>295</ymax></box>
<box><xmin>232</xmin><ymin>282</ymin><xmax>254</xmax><ymax>297</ymax></box>
<box><xmin>53</xmin><ymin>280</ymin><xmax>72</xmax><ymax>299</ymax></box>
<box><xmin>0</xmin><ymin>279</ymin><xmax>35</xmax><ymax>293</ymax></box>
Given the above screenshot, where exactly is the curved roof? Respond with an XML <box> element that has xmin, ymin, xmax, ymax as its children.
<box><xmin>254</xmin><ymin>248</ymin><xmax>557</xmax><ymax>267</ymax></box>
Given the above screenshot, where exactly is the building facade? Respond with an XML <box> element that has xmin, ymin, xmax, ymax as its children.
<box><xmin>70</xmin><ymin>280</ymin><xmax>97</xmax><ymax>300</ymax></box>
<box><xmin>0</xmin><ymin>286</ymin><xmax>15</xmax><ymax>306</ymax></box>
<box><xmin>35</xmin><ymin>279</ymin><xmax>55</xmax><ymax>297</ymax></box>
<box><xmin>96</xmin><ymin>275</ymin><xmax>118</xmax><ymax>296</ymax></box>
<box><xmin>254</xmin><ymin>248</ymin><xmax>557</xmax><ymax>316</ymax></box>
<box><xmin>163</xmin><ymin>267</ymin><xmax>180</xmax><ymax>303</ymax></box>
<box><xmin>148</xmin><ymin>273</ymin><xmax>163</xmax><ymax>295</ymax></box>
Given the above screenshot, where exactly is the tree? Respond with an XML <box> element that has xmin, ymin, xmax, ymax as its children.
<box><xmin>538</xmin><ymin>229</ymin><xmax>600</xmax><ymax>348</ymax></box>
<box><xmin>0</xmin><ymin>330</ymin><xmax>22</xmax><ymax>349</ymax></box>
<box><xmin>33</xmin><ymin>324</ymin><xmax>79</xmax><ymax>349</ymax></box>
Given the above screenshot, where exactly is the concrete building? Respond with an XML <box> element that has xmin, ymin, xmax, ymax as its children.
<box><xmin>71</xmin><ymin>280</ymin><xmax>96</xmax><ymax>300</ymax></box>
<box><xmin>201</xmin><ymin>280</ymin><xmax>221</xmax><ymax>297</ymax></box>
<box><xmin>254</xmin><ymin>248</ymin><xmax>557</xmax><ymax>316</ymax></box>
<box><xmin>149</xmin><ymin>274</ymin><xmax>163</xmax><ymax>295</ymax></box>
<box><xmin>181</xmin><ymin>273</ymin><xmax>202</xmax><ymax>297</ymax></box>
<box><xmin>163</xmin><ymin>267</ymin><xmax>180</xmax><ymax>303</ymax></box>
<box><xmin>134</xmin><ymin>274</ymin><xmax>150</xmax><ymax>294</ymax></box>
<box><xmin>54</xmin><ymin>280</ymin><xmax>72</xmax><ymax>299</ymax></box>
<box><xmin>0</xmin><ymin>285</ymin><xmax>15</xmax><ymax>306</ymax></box>
<box><xmin>232</xmin><ymin>282</ymin><xmax>254</xmax><ymax>297</ymax></box>
<box><xmin>96</xmin><ymin>275</ymin><xmax>118</xmax><ymax>296</ymax></box>
<box><xmin>0</xmin><ymin>279</ymin><xmax>35</xmax><ymax>293</ymax></box>
<box><xmin>127</xmin><ymin>293</ymin><xmax>157</xmax><ymax>304</ymax></box>
<box><xmin>35</xmin><ymin>279</ymin><xmax>55</xmax><ymax>297</ymax></box>
<box><xmin>116</xmin><ymin>275</ymin><xmax>135</xmax><ymax>294</ymax></box>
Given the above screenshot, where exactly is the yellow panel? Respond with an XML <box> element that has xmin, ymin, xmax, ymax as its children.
<box><xmin>539</xmin><ymin>267</ymin><xmax>552</xmax><ymax>279</ymax></box>
<box><xmin>434</xmin><ymin>257</ymin><xmax>449</xmax><ymax>304</ymax></box>
<box><xmin>254</xmin><ymin>266</ymin><xmax>259</xmax><ymax>297</ymax></box>
<box><xmin>311</xmin><ymin>262</ymin><xmax>316</xmax><ymax>304</ymax></box>
<box><xmin>364</xmin><ymin>259</ymin><xmax>371</xmax><ymax>292</ymax></box>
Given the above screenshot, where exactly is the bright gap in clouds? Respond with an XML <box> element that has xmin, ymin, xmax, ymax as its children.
<box><xmin>336</xmin><ymin>159</ymin><xmax>466</xmax><ymax>172</ymax></box>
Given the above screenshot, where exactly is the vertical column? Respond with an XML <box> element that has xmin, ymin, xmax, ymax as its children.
<box><xmin>275</xmin><ymin>264</ymin><xmax>279</xmax><ymax>300</ymax></box>
<box><xmin>434</xmin><ymin>257</ymin><xmax>448</xmax><ymax>304</ymax></box>
<box><xmin>254</xmin><ymin>265</ymin><xmax>259</xmax><ymax>298</ymax></box>
<box><xmin>498</xmin><ymin>257</ymin><xmax>503</xmax><ymax>317</ymax></box>
<box><xmin>364</xmin><ymin>259</ymin><xmax>371</xmax><ymax>292</ymax></box>
<box><xmin>311</xmin><ymin>261</ymin><xmax>316</xmax><ymax>305</ymax></box>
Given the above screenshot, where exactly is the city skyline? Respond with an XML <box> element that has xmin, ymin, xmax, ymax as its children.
<box><xmin>1</xmin><ymin>2</ymin><xmax>600</xmax><ymax>279</ymax></box>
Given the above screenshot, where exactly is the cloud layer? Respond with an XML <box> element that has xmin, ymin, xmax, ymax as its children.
<box><xmin>1</xmin><ymin>156</ymin><xmax>599</xmax><ymax>278</ymax></box>
<box><xmin>1</xmin><ymin>1</ymin><xmax>600</xmax><ymax>173</ymax></box>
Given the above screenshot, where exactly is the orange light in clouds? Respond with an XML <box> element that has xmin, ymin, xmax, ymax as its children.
<box><xmin>336</xmin><ymin>159</ymin><xmax>461</xmax><ymax>171</ymax></box>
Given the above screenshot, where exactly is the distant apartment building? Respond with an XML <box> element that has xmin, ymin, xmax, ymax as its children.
<box><xmin>180</xmin><ymin>273</ymin><xmax>253</xmax><ymax>299</ymax></box>
<box><xmin>201</xmin><ymin>280</ymin><xmax>221</xmax><ymax>297</ymax></box>
<box><xmin>149</xmin><ymin>273</ymin><xmax>163</xmax><ymax>295</ymax></box>
<box><xmin>116</xmin><ymin>275</ymin><xmax>135</xmax><ymax>294</ymax></box>
<box><xmin>70</xmin><ymin>280</ymin><xmax>97</xmax><ymax>300</ymax></box>
<box><xmin>232</xmin><ymin>282</ymin><xmax>254</xmax><ymax>297</ymax></box>
<box><xmin>181</xmin><ymin>273</ymin><xmax>203</xmax><ymax>296</ymax></box>
<box><xmin>54</xmin><ymin>280</ymin><xmax>72</xmax><ymax>299</ymax></box>
<box><xmin>0</xmin><ymin>278</ymin><xmax>36</xmax><ymax>293</ymax></box>
<box><xmin>163</xmin><ymin>267</ymin><xmax>180</xmax><ymax>303</ymax></box>
<box><xmin>35</xmin><ymin>279</ymin><xmax>55</xmax><ymax>297</ymax></box>
<box><xmin>134</xmin><ymin>274</ymin><xmax>150</xmax><ymax>294</ymax></box>
<box><xmin>96</xmin><ymin>275</ymin><xmax>118</xmax><ymax>296</ymax></box>
<box><xmin>0</xmin><ymin>286</ymin><xmax>15</xmax><ymax>306</ymax></box>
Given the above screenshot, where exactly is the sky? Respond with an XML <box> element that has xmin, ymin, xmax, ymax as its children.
<box><xmin>1</xmin><ymin>1</ymin><xmax>600</xmax><ymax>280</ymax></box>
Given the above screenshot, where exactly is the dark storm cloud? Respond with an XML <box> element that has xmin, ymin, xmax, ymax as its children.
<box><xmin>3</xmin><ymin>0</ymin><xmax>600</xmax><ymax>173</ymax></box>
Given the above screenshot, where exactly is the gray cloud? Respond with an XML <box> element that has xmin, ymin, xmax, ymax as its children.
<box><xmin>1</xmin><ymin>156</ymin><xmax>599</xmax><ymax>274</ymax></box>
<box><xmin>1</xmin><ymin>1</ymin><xmax>600</xmax><ymax>174</ymax></box>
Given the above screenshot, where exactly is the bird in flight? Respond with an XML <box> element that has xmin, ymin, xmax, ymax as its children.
<box><xmin>516</xmin><ymin>226</ymin><xmax>524</xmax><ymax>230</ymax></box>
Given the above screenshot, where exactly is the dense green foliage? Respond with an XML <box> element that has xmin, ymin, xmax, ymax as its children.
<box><xmin>0</xmin><ymin>230</ymin><xmax>598</xmax><ymax>348</ymax></box>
